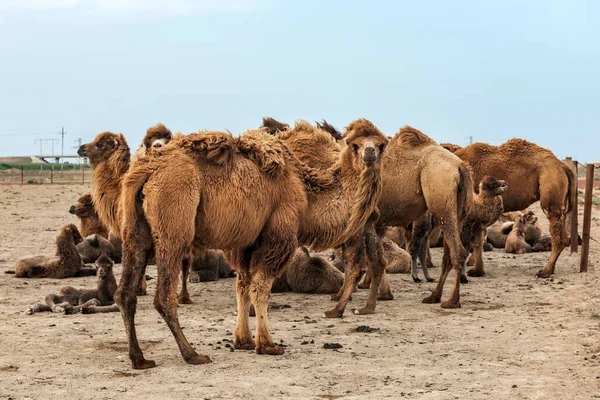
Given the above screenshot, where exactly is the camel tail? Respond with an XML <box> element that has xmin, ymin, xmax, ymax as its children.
<box><xmin>120</xmin><ymin>164</ymin><xmax>153</xmax><ymax>254</ymax></box>
<box><xmin>562</xmin><ymin>164</ymin><xmax>577</xmax><ymax>215</ymax></box>
<box><xmin>335</xmin><ymin>168</ymin><xmax>383</xmax><ymax>248</ymax></box>
<box><xmin>457</xmin><ymin>164</ymin><xmax>473</xmax><ymax>222</ymax></box>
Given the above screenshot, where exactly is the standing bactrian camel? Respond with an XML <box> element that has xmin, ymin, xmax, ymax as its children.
<box><xmin>442</xmin><ymin>140</ymin><xmax>576</xmax><ymax>278</ymax></box>
<box><xmin>116</xmin><ymin>120</ymin><xmax>387</xmax><ymax>369</ymax></box>
<box><xmin>265</xmin><ymin>118</ymin><xmax>473</xmax><ymax>311</ymax></box>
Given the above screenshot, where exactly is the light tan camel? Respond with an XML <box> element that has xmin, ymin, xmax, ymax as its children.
<box><xmin>505</xmin><ymin>215</ymin><xmax>533</xmax><ymax>254</ymax></box>
<box><xmin>115</xmin><ymin>120</ymin><xmax>387</xmax><ymax>369</ymax></box>
<box><xmin>441</xmin><ymin>139</ymin><xmax>576</xmax><ymax>278</ymax></box>
<box><xmin>267</xmin><ymin>118</ymin><xmax>473</xmax><ymax>311</ymax></box>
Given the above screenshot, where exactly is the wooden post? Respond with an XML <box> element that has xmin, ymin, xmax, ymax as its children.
<box><xmin>568</xmin><ymin>158</ymin><xmax>579</xmax><ymax>253</ymax></box>
<box><xmin>82</xmin><ymin>165</ymin><xmax>84</xmax><ymax>184</ymax></box>
<box><xmin>580</xmin><ymin>163</ymin><xmax>594</xmax><ymax>273</ymax></box>
<box><xmin>20</xmin><ymin>165</ymin><xmax>24</xmax><ymax>184</ymax></box>
<box><xmin>50</xmin><ymin>165</ymin><xmax>54</xmax><ymax>184</ymax></box>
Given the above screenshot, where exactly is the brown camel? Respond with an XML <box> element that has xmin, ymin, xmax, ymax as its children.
<box><xmin>522</xmin><ymin>209</ymin><xmax>543</xmax><ymax>245</ymax></box>
<box><xmin>116</xmin><ymin>120</ymin><xmax>387</xmax><ymax>369</ymax></box>
<box><xmin>272</xmin><ymin>118</ymin><xmax>473</xmax><ymax>311</ymax></box>
<box><xmin>26</xmin><ymin>254</ymin><xmax>119</xmax><ymax>315</ymax></box>
<box><xmin>189</xmin><ymin>250</ymin><xmax>235</xmax><ymax>282</ymax></box>
<box><xmin>271</xmin><ymin>247</ymin><xmax>344</xmax><ymax>294</ymax></box>
<box><xmin>69</xmin><ymin>193</ymin><xmax>109</xmax><ymax>238</ymax></box>
<box><xmin>441</xmin><ymin>139</ymin><xmax>576</xmax><ymax>278</ymax></box>
<box><xmin>505</xmin><ymin>215</ymin><xmax>533</xmax><ymax>254</ymax></box>
<box><xmin>14</xmin><ymin>224</ymin><xmax>96</xmax><ymax>278</ymax></box>
<box><xmin>77</xmin><ymin>234</ymin><xmax>120</xmax><ymax>263</ymax></box>
<box><xmin>77</xmin><ymin>123</ymin><xmax>188</xmax><ymax>300</ymax></box>
<box><xmin>485</xmin><ymin>211</ymin><xmax>522</xmax><ymax>248</ymax></box>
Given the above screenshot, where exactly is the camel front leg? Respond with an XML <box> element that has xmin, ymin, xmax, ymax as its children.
<box><xmin>248</xmin><ymin>271</ymin><xmax>282</xmax><ymax>355</ymax></box>
<box><xmin>467</xmin><ymin>230</ymin><xmax>486</xmax><ymax>277</ymax></box>
<box><xmin>234</xmin><ymin>270</ymin><xmax>255</xmax><ymax>350</ymax></box>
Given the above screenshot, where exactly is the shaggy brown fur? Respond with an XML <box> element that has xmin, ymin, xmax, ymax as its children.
<box><xmin>261</xmin><ymin>117</ymin><xmax>290</xmax><ymax>135</ymax></box>
<box><xmin>77</xmin><ymin>234</ymin><xmax>120</xmax><ymax>263</ymax></box>
<box><xmin>271</xmin><ymin>247</ymin><xmax>343</xmax><ymax>294</ymax></box>
<box><xmin>316</xmin><ymin>120</ymin><xmax>344</xmax><ymax>141</ymax></box>
<box><xmin>505</xmin><ymin>215</ymin><xmax>533</xmax><ymax>254</ymax></box>
<box><xmin>115</xmin><ymin>120</ymin><xmax>387</xmax><ymax>369</ymax></box>
<box><xmin>69</xmin><ymin>193</ymin><xmax>109</xmax><ymax>238</ymax></box>
<box><xmin>302</xmin><ymin>121</ymin><xmax>473</xmax><ymax>311</ymax></box>
<box><xmin>458</xmin><ymin>176</ymin><xmax>508</xmax><ymax>277</ymax></box>
<box><xmin>14</xmin><ymin>224</ymin><xmax>94</xmax><ymax>279</ymax></box>
<box><xmin>444</xmin><ymin>139</ymin><xmax>576</xmax><ymax>278</ymax></box>
<box><xmin>189</xmin><ymin>250</ymin><xmax>235</xmax><ymax>282</ymax></box>
<box><xmin>26</xmin><ymin>254</ymin><xmax>119</xmax><ymax>315</ymax></box>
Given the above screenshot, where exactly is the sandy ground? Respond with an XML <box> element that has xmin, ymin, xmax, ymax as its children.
<box><xmin>1</xmin><ymin>184</ymin><xmax>599</xmax><ymax>400</ymax></box>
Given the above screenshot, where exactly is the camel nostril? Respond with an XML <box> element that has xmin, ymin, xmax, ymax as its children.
<box><xmin>364</xmin><ymin>147</ymin><xmax>375</xmax><ymax>154</ymax></box>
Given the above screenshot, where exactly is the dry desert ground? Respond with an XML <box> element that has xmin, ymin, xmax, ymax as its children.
<box><xmin>1</xmin><ymin>184</ymin><xmax>599</xmax><ymax>399</ymax></box>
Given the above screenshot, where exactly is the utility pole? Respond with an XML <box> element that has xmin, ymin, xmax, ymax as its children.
<box><xmin>34</xmin><ymin>138</ymin><xmax>58</xmax><ymax>172</ymax></box>
<box><xmin>60</xmin><ymin>126</ymin><xmax>66</xmax><ymax>175</ymax></box>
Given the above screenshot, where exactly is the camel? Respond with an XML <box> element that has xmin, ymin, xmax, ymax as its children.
<box><xmin>269</xmin><ymin>118</ymin><xmax>473</xmax><ymax>311</ymax></box>
<box><xmin>486</xmin><ymin>211</ymin><xmax>522</xmax><ymax>248</ymax></box>
<box><xmin>271</xmin><ymin>247</ymin><xmax>344</xmax><ymax>294</ymax></box>
<box><xmin>77</xmin><ymin>233</ymin><xmax>120</xmax><ymax>263</ymax></box>
<box><xmin>26</xmin><ymin>254</ymin><xmax>119</xmax><ymax>315</ymax></box>
<box><xmin>505</xmin><ymin>215</ymin><xmax>533</xmax><ymax>254</ymax></box>
<box><xmin>532</xmin><ymin>235</ymin><xmax>552</xmax><ymax>252</ymax></box>
<box><xmin>441</xmin><ymin>139</ymin><xmax>576</xmax><ymax>278</ymax></box>
<box><xmin>14</xmin><ymin>224</ymin><xmax>96</xmax><ymax>278</ymax></box>
<box><xmin>115</xmin><ymin>120</ymin><xmax>387</xmax><ymax>369</ymax></box>
<box><xmin>522</xmin><ymin>209</ymin><xmax>543</xmax><ymax>246</ymax></box>
<box><xmin>188</xmin><ymin>250</ymin><xmax>235</xmax><ymax>282</ymax></box>
<box><xmin>69</xmin><ymin>193</ymin><xmax>109</xmax><ymax>238</ymax></box>
<box><xmin>77</xmin><ymin>123</ymin><xmax>188</xmax><ymax>300</ymax></box>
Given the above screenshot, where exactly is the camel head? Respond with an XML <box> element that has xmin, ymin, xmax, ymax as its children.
<box><xmin>523</xmin><ymin>209</ymin><xmax>538</xmax><ymax>225</ymax></box>
<box><xmin>479</xmin><ymin>176</ymin><xmax>508</xmax><ymax>196</ymax></box>
<box><xmin>143</xmin><ymin>123</ymin><xmax>172</xmax><ymax>151</ymax></box>
<box><xmin>62</xmin><ymin>223</ymin><xmax>84</xmax><ymax>245</ymax></box>
<box><xmin>78</xmin><ymin>132</ymin><xmax>128</xmax><ymax>166</ymax></box>
<box><xmin>343</xmin><ymin>119</ymin><xmax>388</xmax><ymax>171</ymax></box>
<box><xmin>96</xmin><ymin>253</ymin><xmax>114</xmax><ymax>279</ymax></box>
<box><xmin>69</xmin><ymin>192</ymin><xmax>94</xmax><ymax>217</ymax></box>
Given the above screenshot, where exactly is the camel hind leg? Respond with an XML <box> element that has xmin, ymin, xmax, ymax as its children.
<box><xmin>537</xmin><ymin>210</ymin><xmax>566</xmax><ymax>278</ymax></box>
<box><xmin>354</xmin><ymin>229</ymin><xmax>388</xmax><ymax>315</ymax></box>
<box><xmin>178</xmin><ymin>257</ymin><xmax>192</xmax><ymax>305</ymax></box>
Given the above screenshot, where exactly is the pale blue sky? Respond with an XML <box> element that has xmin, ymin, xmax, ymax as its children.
<box><xmin>0</xmin><ymin>0</ymin><xmax>598</xmax><ymax>161</ymax></box>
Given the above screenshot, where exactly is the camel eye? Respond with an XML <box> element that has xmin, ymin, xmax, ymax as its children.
<box><xmin>352</xmin><ymin>144</ymin><xmax>359</xmax><ymax>152</ymax></box>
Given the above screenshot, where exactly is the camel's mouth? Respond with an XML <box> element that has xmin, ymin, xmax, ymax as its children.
<box><xmin>77</xmin><ymin>145</ymin><xmax>88</xmax><ymax>157</ymax></box>
<box><xmin>68</xmin><ymin>205</ymin><xmax>77</xmax><ymax>215</ymax></box>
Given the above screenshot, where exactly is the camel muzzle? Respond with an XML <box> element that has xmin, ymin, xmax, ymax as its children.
<box><xmin>77</xmin><ymin>145</ymin><xmax>88</xmax><ymax>157</ymax></box>
<box><xmin>68</xmin><ymin>205</ymin><xmax>76</xmax><ymax>215</ymax></box>
<box><xmin>362</xmin><ymin>147</ymin><xmax>378</xmax><ymax>164</ymax></box>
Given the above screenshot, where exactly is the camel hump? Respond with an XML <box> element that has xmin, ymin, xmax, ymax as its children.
<box><xmin>441</xmin><ymin>143</ymin><xmax>463</xmax><ymax>153</ymax></box>
<box><xmin>236</xmin><ymin>129</ymin><xmax>287</xmax><ymax>179</ymax></box>
<box><xmin>178</xmin><ymin>131</ymin><xmax>235</xmax><ymax>166</ymax></box>
<box><xmin>395</xmin><ymin>125</ymin><xmax>437</xmax><ymax>148</ymax></box>
<box><xmin>261</xmin><ymin>117</ymin><xmax>290</xmax><ymax>135</ymax></box>
<box><xmin>316</xmin><ymin>120</ymin><xmax>344</xmax><ymax>141</ymax></box>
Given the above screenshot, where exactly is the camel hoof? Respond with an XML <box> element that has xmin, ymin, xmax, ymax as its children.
<box><xmin>377</xmin><ymin>292</ymin><xmax>394</xmax><ymax>301</ymax></box>
<box><xmin>441</xmin><ymin>300</ymin><xmax>461</xmax><ymax>309</ymax></box>
<box><xmin>26</xmin><ymin>306</ymin><xmax>34</xmax><ymax>315</ymax></box>
<box><xmin>54</xmin><ymin>305</ymin><xmax>66</xmax><ymax>314</ymax></box>
<box><xmin>132</xmin><ymin>358</ymin><xmax>157</xmax><ymax>370</ymax></box>
<box><xmin>422</xmin><ymin>295</ymin><xmax>441</xmax><ymax>304</ymax></box>
<box><xmin>256</xmin><ymin>344</ymin><xmax>285</xmax><ymax>356</ymax></box>
<box><xmin>426</xmin><ymin>277</ymin><xmax>435</xmax><ymax>283</ymax></box>
<box><xmin>353</xmin><ymin>307</ymin><xmax>375</xmax><ymax>315</ymax></box>
<box><xmin>460</xmin><ymin>275</ymin><xmax>469</xmax><ymax>284</ymax></box>
<box><xmin>178</xmin><ymin>296</ymin><xmax>193</xmax><ymax>305</ymax></box>
<box><xmin>536</xmin><ymin>269</ymin><xmax>553</xmax><ymax>279</ymax></box>
<box><xmin>413</xmin><ymin>277</ymin><xmax>422</xmax><ymax>283</ymax></box>
<box><xmin>185</xmin><ymin>353</ymin><xmax>212</xmax><ymax>365</ymax></box>
<box><xmin>323</xmin><ymin>309</ymin><xmax>344</xmax><ymax>318</ymax></box>
<box><xmin>234</xmin><ymin>339</ymin><xmax>256</xmax><ymax>351</ymax></box>
<box><xmin>467</xmin><ymin>268</ymin><xmax>485</xmax><ymax>278</ymax></box>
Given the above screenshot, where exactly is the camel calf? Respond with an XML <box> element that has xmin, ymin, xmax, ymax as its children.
<box><xmin>505</xmin><ymin>215</ymin><xmax>533</xmax><ymax>254</ymax></box>
<box><xmin>26</xmin><ymin>254</ymin><xmax>118</xmax><ymax>315</ymax></box>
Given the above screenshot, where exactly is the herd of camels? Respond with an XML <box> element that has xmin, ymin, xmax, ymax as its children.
<box><xmin>11</xmin><ymin>117</ymin><xmax>576</xmax><ymax>370</ymax></box>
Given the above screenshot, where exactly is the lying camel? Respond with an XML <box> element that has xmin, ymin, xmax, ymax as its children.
<box><xmin>77</xmin><ymin>234</ymin><xmax>120</xmax><ymax>264</ymax></box>
<box><xmin>26</xmin><ymin>254</ymin><xmax>119</xmax><ymax>315</ymax></box>
<box><xmin>112</xmin><ymin>119</ymin><xmax>387</xmax><ymax>368</ymax></box>
<box><xmin>272</xmin><ymin>247</ymin><xmax>344</xmax><ymax>294</ymax></box>
<box><xmin>69</xmin><ymin>192</ymin><xmax>108</xmax><ymax>237</ymax></box>
<box><xmin>486</xmin><ymin>211</ymin><xmax>523</xmax><ymax>248</ymax></box>
<box><xmin>505</xmin><ymin>215</ymin><xmax>533</xmax><ymax>254</ymax></box>
<box><xmin>14</xmin><ymin>224</ymin><xmax>96</xmax><ymax>278</ymax></box>
<box><xmin>442</xmin><ymin>139</ymin><xmax>576</xmax><ymax>278</ymax></box>
<box><xmin>189</xmin><ymin>250</ymin><xmax>235</xmax><ymax>282</ymax></box>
